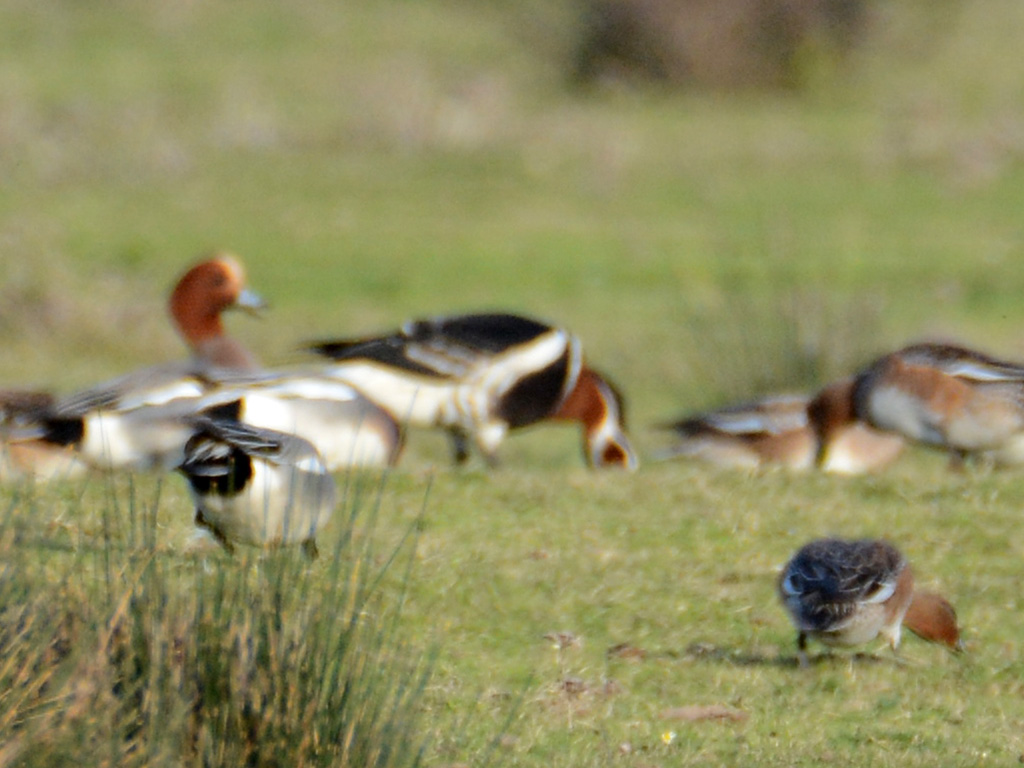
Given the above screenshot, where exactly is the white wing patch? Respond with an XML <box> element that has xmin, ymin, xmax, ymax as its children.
<box><xmin>861</xmin><ymin>578</ymin><xmax>898</xmax><ymax>604</ymax></box>
<box><xmin>943</xmin><ymin>359</ymin><xmax>1024</xmax><ymax>382</ymax></box>
<box><xmin>257</xmin><ymin>377</ymin><xmax>360</xmax><ymax>402</ymax></box>
<box><xmin>117</xmin><ymin>378</ymin><xmax>206</xmax><ymax>410</ymax></box>
<box><xmin>404</xmin><ymin>341</ymin><xmax>478</xmax><ymax>378</ymax></box>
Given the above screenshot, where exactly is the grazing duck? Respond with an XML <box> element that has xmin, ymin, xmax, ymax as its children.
<box><xmin>811</xmin><ymin>342</ymin><xmax>1024</xmax><ymax>468</ymax></box>
<box><xmin>306</xmin><ymin>312</ymin><xmax>637</xmax><ymax>469</ymax></box>
<box><xmin>178</xmin><ymin>417</ymin><xmax>336</xmax><ymax>558</ymax></box>
<box><xmin>3</xmin><ymin>254</ymin><xmax>265</xmax><ymax>479</ymax></box>
<box><xmin>656</xmin><ymin>381</ymin><xmax>903</xmax><ymax>475</ymax></box>
<box><xmin>778</xmin><ymin>538</ymin><xmax>962</xmax><ymax>667</ymax></box>
<box><xmin>656</xmin><ymin>394</ymin><xmax>815</xmax><ymax>471</ymax></box>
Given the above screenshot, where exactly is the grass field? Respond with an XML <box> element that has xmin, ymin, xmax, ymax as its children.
<box><xmin>2</xmin><ymin>0</ymin><xmax>1024</xmax><ymax>765</ymax></box>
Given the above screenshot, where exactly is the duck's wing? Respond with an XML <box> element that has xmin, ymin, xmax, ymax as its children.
<box><xmin>47</xmin><ymin>361</ymin><xmax>221</xmax><ymax>418</ymax></box>
<box><xmin>181</xmin><ymin>415</ymin><xmax>338</xmax><ymax>556</ymax></box>
<box><xmin>663</xmin><ymin>394</ymin><xmax>810</xmax><ymax>438</ymax></box>
<box><xmin>184</xmin><ymin>416</ymin><xmax>324</xmax><ymax>471</ymax></box>
<box><xmin>306</xmin><ymin>313</ymin><xmax>556</xmax><ymax>380</ymax></box>
<box><xmin>898</xmin><ymin>343</ymin><xmax>1024</xmax><ymax>383</ymax></box>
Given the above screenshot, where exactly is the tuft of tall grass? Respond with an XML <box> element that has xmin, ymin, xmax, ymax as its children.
<box><xmin>0</xmin><ymin>471</ymin><xmax>433</xmax><ymax>768</ymax></box>
<box><xmin>672</xmin><ymin>278</ymin><xmax>891</xmax><ymax>409</ymax></box>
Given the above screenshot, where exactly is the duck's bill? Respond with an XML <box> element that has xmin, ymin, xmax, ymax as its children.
<box><xmin>236</xmin><ymin>288</ymin><xmax>268</xmax><ymax>315</ymax></box>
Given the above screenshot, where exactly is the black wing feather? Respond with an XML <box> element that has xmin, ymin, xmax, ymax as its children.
<box><xmin>306</xmin><ymin>313</ymin><xmax>555</xmax><ymax>373</ymax></box>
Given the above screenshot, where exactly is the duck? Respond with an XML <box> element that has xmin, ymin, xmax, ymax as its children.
<box><xmin>778</xmin><ymin>537</ymin><xmax>962</xmax><ymax>667</ymax></box>
<box><xmin>810</xmin><ymin>342</ymin><xmax>1024</xmax><ymax>468</ymax></box>
<box><xmin>655</xmin><ymin>380</ymin><xmax>903</xmax><ymax>475</ymax></box>
<box><xmin>655</xmin><ymin>394</ymin><xmax>815</xmax><ymax>471</ymax></box>
<box><xmin>3</xmin><ymin>254</ymin><xmax>266</xmax><ymax>479</ymax></box>
<box><xmin>306</xmin><ymin>312</ymin><xmax>637</xmax><ymax>469</ymax></box>
<box><xmin>177</xmin><ymin>416</ymin><xmax>336</xmax><ymax>558</ymax></box>
<box><xmin>12</xmin><ymin>365</ymin><xmax>403</xmax><ymax>475</ymax></box>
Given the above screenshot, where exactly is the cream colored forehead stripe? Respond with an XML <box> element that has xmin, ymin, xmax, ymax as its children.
<box><xmin>213</xmin><ymin>253</ymin><xmax>245</xmax><ymax>284</ymax></box>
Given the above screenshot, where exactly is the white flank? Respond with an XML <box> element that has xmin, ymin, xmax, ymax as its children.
<box><xmin>867</xmin><ymin>386</ymin><xmax>942</xmax><ymax>444</ymax></box>
<box><xmin>479</xmin><ymin>331</ymin><xmax>569</xmax><ymax>395</ymax></box>
<box><xmin>326</xmin><ymin>330</ymin><xmax>569</xmax><ymax>430</ymax></box>
<box><xmin>228</xmin><ymin>390</ymin><xmax>394</xmax><ymax>470</ymax></box>
<box><xmin>81</xmin><ymin>408</ymin><xmax>194</xmax><ymax>471</ymax></box>
<box><xmin>325</xmin><ymin>362</ymin><xmax>453</xmax><ymax>425</ymax></box>
<box><xmin>821</xmin><ymin>424</ymin><xmax>903</xmax><ymax>476</ymax></box>
<box><xmin>195</xmin><ymin>459</ymin><xmax>335</xmax><ymax>548</ymax></box>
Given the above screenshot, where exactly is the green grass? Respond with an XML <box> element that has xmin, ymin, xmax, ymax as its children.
<box><xmin>3</xmin><ymin>0</ymin><xmax>1024</xmax><ymax>764</ymax></box>
<box><xmin>0</xmin><ymin>473</ymin><xmax>432</xmax><ymax>767</ymax></box>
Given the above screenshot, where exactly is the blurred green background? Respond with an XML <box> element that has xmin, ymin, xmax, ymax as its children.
<box><xmin>3</xmin><ymin>0</ymin><xmax>1023</xmax><ymax>435</ymax></box>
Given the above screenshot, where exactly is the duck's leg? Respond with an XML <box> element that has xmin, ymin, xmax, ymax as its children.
<box><xmin>448</xmin><ymin>428</ymin><xmax>472</xmax><ymax>465</ymax></box>
<box><xmin>797</xmin><ymin>632</ymin><xmax>810</xmax><ymax>668</ymax></box>
<box><xmin>886</xmin><ymin>632</ymin><xmax>913</xmax><ymax>667</ymax></box>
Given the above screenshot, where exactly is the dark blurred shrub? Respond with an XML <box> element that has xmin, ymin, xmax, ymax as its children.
<box><xmin>572</xmin><ymin>0</ymin><xmax>869</xmax><ymax>89</ymax></box>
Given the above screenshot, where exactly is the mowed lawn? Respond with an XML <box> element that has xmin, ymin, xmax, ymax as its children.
<box><xmin>2</xmin><ymin>1</ymin><xmax>1024</xmax><ymax>765</ymax></box>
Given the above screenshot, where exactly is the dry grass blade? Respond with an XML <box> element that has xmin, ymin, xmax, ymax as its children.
<box><xmin>660</xmin><ymin>704</ymin><xmax>749</xmax><ymax>723</ymax></box>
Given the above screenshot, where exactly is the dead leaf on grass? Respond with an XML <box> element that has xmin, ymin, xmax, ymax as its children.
<box><xmin>607</xmin><ymin>642</ymin><xmax>646</xmax><ymax>661</ymax></box>
<box><xmin>560</xmin><ymin>677</ymin><xmax>588</xmax><ymax>696</ymax></box>
<box><xmin>544</xmin><ymin>631</ymin><xmax>581</xmax><ymax>650</ymax></box>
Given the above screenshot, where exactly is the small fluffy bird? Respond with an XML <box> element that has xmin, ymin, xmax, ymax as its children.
<box><xmin>778</xmin><ymin>538</ymin><xmax>962</xmax><ymax>666</ymax></box>
<box><xmin>178</xmin><ymin>417</ymin><xmax>336</xmax><ymax>558</ymax></box>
